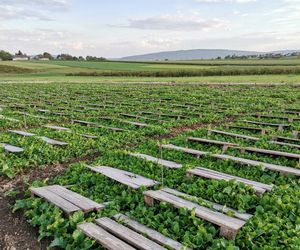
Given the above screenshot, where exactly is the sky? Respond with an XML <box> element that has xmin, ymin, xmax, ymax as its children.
<box><xmin>0</xmin><ymin>0</ymin><xmax>299</xmax><ymax>58</ymax></box>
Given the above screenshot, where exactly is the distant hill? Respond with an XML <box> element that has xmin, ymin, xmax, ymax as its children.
<box><xmin>120</xmin><ymin>49</ymin><xmax>264</xmax><ymax>61</ymax></box>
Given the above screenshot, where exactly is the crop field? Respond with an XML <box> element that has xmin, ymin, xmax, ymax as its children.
<box><xmin>0</xmin><ymin>81</ymin><xmax>300</xmax><ymax>249</ymax></box>
<box><xmin>1</xmin><ymin>58</ymin><xmax>300</xmax><ymax>84</ymax></box>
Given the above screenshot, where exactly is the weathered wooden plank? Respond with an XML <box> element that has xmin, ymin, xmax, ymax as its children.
<box><xmin>40</xmin><ymin>136</ymin><xmax>68</xmax><ymax>146</ymax></box>
<box><xmin>45</xmin><ymin>185</ymin><xmax>104</xmax><ymax>212</ymax></box>
<box><xmin>120</xmin><ymin>113</ymin><xmax>165</xmax><ymax>123</ymax></box>
<box><xmin>0</xmin><ymin>143</ymin><xmax>24</xmax><ymax>153</ymax></box>
<box><xmin>96</xmin><ymin>217</ymin><xmax>166</xmax><ymax>250</ymax></box>
<box><xmin>272</xmin><ymin>136</ymin><xmax>300</xmax><ymax>144</ymax></box>
<box><xmin>208</xmin><ymin>130</ymin><xmax>259</xmax><ymax>141</ymax></box>
<box><xmin>8</xmin><ymin>130</ymin><xmax>35</xmax><ymax>137</ymax></box>
<box><xmin>71</xmin><ymin>120</ymin><xmax>125</xmax><ymax>132</ymax></box>
<box><xmin>0</xmin><ymin>115</ymin><xmax>20</xmax><ymax>122</ymax></box>
<box><xmin>270</xmin><ymin>140</ymin><xmax>300</xmax><ymax>149</ymax></box>
<box><xmin>227</xmin><ymin>125</ymin><xmax>268</xmax><ymax>135</ymax></box>
<box><xmin>144</xmin><ymin>189</ymin><xmax>246</xmax><ymax>240</ymax></box>
<box><xmin>235</xmin><ymin>146</ymin><xmax>300</xmax><ymax>161</ymax></box>
<box><xmin>242</xmin><ymin>120</ymin><xmax>290</xmax><ymax>131</ymax></box>
<box><xmin>162</xmin><ymin>188</ymin><xmax>252</xmax><ymax>221</ymax></box>
<box><xmin>88</xmin><ymin>166</ymin><xmax>159</xmax><ymax>189</ymax></box>
<box><xmin>130</xmin><ymin>153</ymin><xmax>182</xmax><ymax>169</ymax></box>
<box><xmin>188</xmin><ymin>137</ymin><xmax>238</xmax><ymax>151</ymax></box>
<box><xmin>121</xmin><ymin>120</ymin><xmax>149</xmax><ymax>128</ymax></box>
<box><xmin>254</xmin><ymin>114</ymin><xmax>300</xmax><ymax>122</ymax></box>
<box><xmin>113</xmin><ymin>214</ymin><xmax>186</xmax><ymax>250</ymax></box>
<box><xmin>43</xmin><ymin>125</ymin><xmax>71</xmax><ymax>132</ymax></box>
<box><xmin>78</xmin><ymin>223</ymin><xmax>135</xmax><ymax>250</ymax></box>
<box><xmin>187</xmin><ymin>167</ymin><xmax>272</xmax><ymax>194</ymax></box>
<box><xmin>31</xmin><ymin>187</ymin><xmax>81</xmax><ymax>215</ymax></box>
<box><xmin>161</xmin><ymin>144</ymin><xmax>300</xmax><ymax>176</ymax></box>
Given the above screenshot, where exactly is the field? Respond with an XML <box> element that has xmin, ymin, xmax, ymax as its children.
<box><xmin>1</xmin><ymin>77</ymin><xmax>300</xmax><ymax>249</ymax></box>
<box><xmin>1</xmin><ymin>58</ymin><xmax>300</xmax><ymax>84</ymax></box>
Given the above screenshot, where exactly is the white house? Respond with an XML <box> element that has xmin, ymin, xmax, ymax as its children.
<box><xmin>13</xmin><ymin>55</ymin><xmax>29</xmax><ymax>61</ymax></box>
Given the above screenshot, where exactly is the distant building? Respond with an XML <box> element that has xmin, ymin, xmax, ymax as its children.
<box><xmin>13</xmin><ymin>55</ymin><xmax>29</xmax><ymax>61</ymax></box>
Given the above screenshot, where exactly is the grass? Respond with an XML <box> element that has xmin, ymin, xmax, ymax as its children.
<box><xmin>0</xmin><ymin>58</ymin><xmax>300</xmax><ymax>84</ymax></box>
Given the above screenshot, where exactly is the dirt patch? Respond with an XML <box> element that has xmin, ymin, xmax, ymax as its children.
<box><xmin>0</xmin><ymin>193</ymin><xmax>47</xmax><ymax>250</ymax></box>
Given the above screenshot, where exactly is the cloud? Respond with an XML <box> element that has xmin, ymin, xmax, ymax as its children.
<box><xmin>119</xmin><ymin>14</ymin><xmax>229</xmax><ymax>31</ymax></box>
<box><xmin>0</xmin><ymin>0</ymin><xmax>70</xmax><ymax>21</ymax></box>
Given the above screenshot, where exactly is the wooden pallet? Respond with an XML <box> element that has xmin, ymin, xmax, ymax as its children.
<box><xmin>0</xmin><ymin>143</ymin><xmax>24</xmax><ymax>153</ymax></box>
<box><xmin>31</xmin><ymin>185</ymin><xmax>104</xmax><ymax>215</ymax></box>
<box><xmin>188</xmin><ymin>137</ymin><xmax>238</xmax><ymax>151</ymax></box>
<box><xmin>208</xmin><ymin>130</ymin><xmax>259</xmax><ymax>141</ymax></box>
<box><xmin>161</xmin><ymin>144</ymin><xmax>300</xmax><ymax>176</ymax></box>
<box><xmin>130</xmin><ymin>153</ymin><xmax>182</xmax><ymax>169</ymax></box>
<box><xmin>144</xmin><ymin>188</ymin><xmax>250</xmax><ymax>240</ymax></box>
<box><xmin>187</xmin><ymin>167</ymin><xmax>273</xmax><ymax>195</ymax></box>
<box><xmin>88</xmin><ymin>166</ymin><xmax>159</xmax><ymax>189</ymax></box>
<box><xmin>78</xmin><ymin>214</ymin><xmax>188</xmax><ymax>250</ymax></box>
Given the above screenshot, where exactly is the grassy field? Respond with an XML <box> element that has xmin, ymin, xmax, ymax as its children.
<box><xmin>0</xmin><ymin>58</ymin><xmax>300</xmax><ymax>84</ymax></box>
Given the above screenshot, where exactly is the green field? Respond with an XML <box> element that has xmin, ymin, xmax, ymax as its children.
<box><xmin>1</xmin><ymin>58</ymin><xmax>300</xmax><ymax>84</ymax></box>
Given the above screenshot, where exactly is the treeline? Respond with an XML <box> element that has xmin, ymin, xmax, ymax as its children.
<box><xmin>0</xmin><ymin>49</ymin><xmax>107</xmax><ymax>61</ymax></box>
<box><xmin>67</xmin><ymin>67</ymin><xmax>300</xmax><ymax>77</ymax></box>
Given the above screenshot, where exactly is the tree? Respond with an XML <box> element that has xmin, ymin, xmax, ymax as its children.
<box><xmin>0</xmin><ymin>50</ymin><xmax>13</xmax><ymax>60</ymax></box>
<box><xmin>43</xmin><ymin>52</ymin><xmax>53</xmax><ymax>60</ymax></box>
<box><xmin>16</xmin><ymin>50</ymin><xmax>24</xmax><ymax>56</ymax></box>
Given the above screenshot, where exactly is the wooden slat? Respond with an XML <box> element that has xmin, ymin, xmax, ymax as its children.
<box><xmin>227</xmin><ymin>125</ymin><xmax>268</xmax><ymax>135</ymax></box>
<box><xmin>188</xmin><ymin>137</ymin><xmax>238</xmax><ymax>151</ymax></box>
<box><xmin>45</xmin><ymin>185</ymin><xmax>104</xmax><ymax>212</ymax></box>
<box><xmin>121</xmin><ymin>120</ymin><xmax>149</xmax><ymax>128</ymax></box>
<box><xmin>8</xmin><ymin>130</ymin><xmax>35</xmax><ymax>137</ymax></box>
<box><xmin>40</xmin><ymin>136</ymin><xmax>68</xmax><ymax>146</ymax></box>
<box><xmin>0</xmin><ymin>143</ymin><xmax>24</xmax><ymax>153</ymax></box>
<box><xmin>120</xmin><ymin>113</ymin><xmax>165</xmax><ymax>123</ymax></box>
<box><xmin>255</xmin><ymin>114</ymin><xmax>300</xmax><ymax>122</ymax></box>
<box><xmin>31</xmin><ymin>187</ymin><xmax>80</xmax><ymax>215</ymax></box>
<box><xmin>96</xmin><ymin>217</ymin><xmax>166</xmax><ymax>250</ymax></box>
<box><xmin>144</xmin><ymin>189</ymin><xmax>246</xmax><ymax>240</ymax></box>
<box><xmin>208</xmin><ymin>130</ymin><xmax>259</xmax><ymax>141</ymax></box>
<box><xmin>113</xmin><ymin>214</ymin><xmax>186</xmax><ymax>250</ymax></box>
<box><xmin>71</xmin><ymin>119</ymin><xmax>124</xmax><ymax>132</ymax></box>
<box><xmin>235</xmin><ymin>146</ymin><xmax>300</xmax><ymax>161</ymax></box>
<box><xmin>78</xmin><ymin>223</ymin><xmax>135</xmax><ymax>250</ymax></box>
<box><xmin>162</xmin><ymin>188</ymin><xmax>252</xmax><ymax>221</ymax></box>
<box><xmin>270</xmin><ymin>140</ymin><xmax>300</xmax><ymax>149</ymax></box>
<box><xmin>43</xmin><ymin>125</ymin><xmax>71</xmax><ymax>131</ymax></box>
<box><xmin>272</xmin><ymin>136</ymin><xmax>300</xmax><ymax>144</ymax></box>
<box><xmin>161</xmin><ymin>144</ymin><xmax>300</xmax><ymax>176</ymax></box>
<box><xmin>242</xmin><ymin>120</ymin><xmax>290</xmax><ymax>131</ymax></box>
<box><xmin>187</xmin><ymin>167</ymin><xmax>272</xmax><ymax>194</ymax></box>
<box><xmin>88</xmin><ymin>166</ymin><xmax>159</xmax><ymax>189</ymax></box>
<box><xmin>130</xmin><ymin>153</ymin><xmax>182</xmax><ymax>169</ymax></box>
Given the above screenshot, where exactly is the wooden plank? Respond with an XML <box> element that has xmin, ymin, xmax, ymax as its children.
<box><xmin>208</xmin><ymin>130</ymin><xmax>259</xmax><ymax>141</ymax></box>
<box><xmin>121</xmin><ymin>120</ymin><xmax>149</xmax><ymax>128</ymax></box>
<box><xmin>8</xmin><ymin>130</ymin><xmax>35</xmax><ymax>137</ymax></box>
<box><xmin>188</xmin><ymin>137</ymin><xmax>238</xmax><ymax>151</ymax></box>
<box><xmin>1</xmin><ymin>143</ymin><xmax>24</xmax><ymax>153</ymax></box>
<box><xmin>71</xmin><ymin>120</ymin><xmax>125</xmax><ymax>132</ymax></box>
<box><xmin>144</xmin><ymin>189</ymin><xmax>246</xmax><ymax>240</ymax></box>
<box><xmin>272</xmin><ymin>136</ymin><xmax>300</xmax><ymax>144</ymax></box>
<box><xmin>187</xmin><ymin>167</ymin><xmax>273</xmax><ymax>194</ymax></box>
<box><xmin>45</xmin><ymin>185</ymin><xmax>104</xmax><ymax>212</ymax></box>
<box><xmin>235</xmin><ymin>146</ymin><xmax>300</xmax><ymax>161</ymax></box>
<box><xmin>161</xmin><ymin>144</ymin><xmax>300</xmax><ymax>176</ymax></box>
<box><xmin>120</xmin><ymin>113</ymin><xmax>165</xmax><ymax>123</ymax></box>
<box><xmin>39</xmin><ymin>136</ymin><xmax>68</xmax><ymax>146</ymax></box>
<box><xmin>78</xmin><ymin>223</ymin><xmax>135</xmax><ymax>250</ymax></box>
<box><xmin>227</xmin><ymin>125</ymin><xmax>268</xmax><ymax>135</ymax></box>
<box><xmin>161</xmin><ymin>188</ymin><xmax>252</xmax><ymax>221</ymax></box>
<box><xmin>30</xmin><ymin>187</ymin><xmax>81</xmax><ymax>215</ymax></box>
<box><xmin>242</xmin><ymin>120</ymin><xmax>290</xmax><ymax>131</ymax></box>
<box><xmin>0</xmin><ymin>115</ymin><xmax>20</xmax><ymax>122</ymax></box>
<box><xmin>254</xmin><ymin>114</ymin><xmax>300</xmax><ymax>122</ymax></box>
<box><xmin>270</xmin><ymin>140</ymin><xmax>300</xmax><ymax>149</ymax></box>
<box><xmin>96</xmin><ymin>217</ymin><xmax>166</xmax><ymax>250</ymax></box>
<box><xmin>88</xmin><ymin>166</ymin><xmax>159</xmax><ymax>189</ymax></box>
<box><xmin>113</xmin><ymin>214</ymin><xmax>186</xmax><ymax>250</ymax></box>
<box><xmin>43</xmin><ymin>125</ymin><xmax>71</xmax><ymax>131</ymax></box>
<box><xmin>130</xmin><ymin>153</ymin><xmax>182</xmax><ymax>169</ymax></box>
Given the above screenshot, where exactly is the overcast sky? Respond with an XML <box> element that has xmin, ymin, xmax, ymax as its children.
<box><xmin>0</xmin><ymin>0</ymin><xmax>299</xmax><ymax>58</ymax></box>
